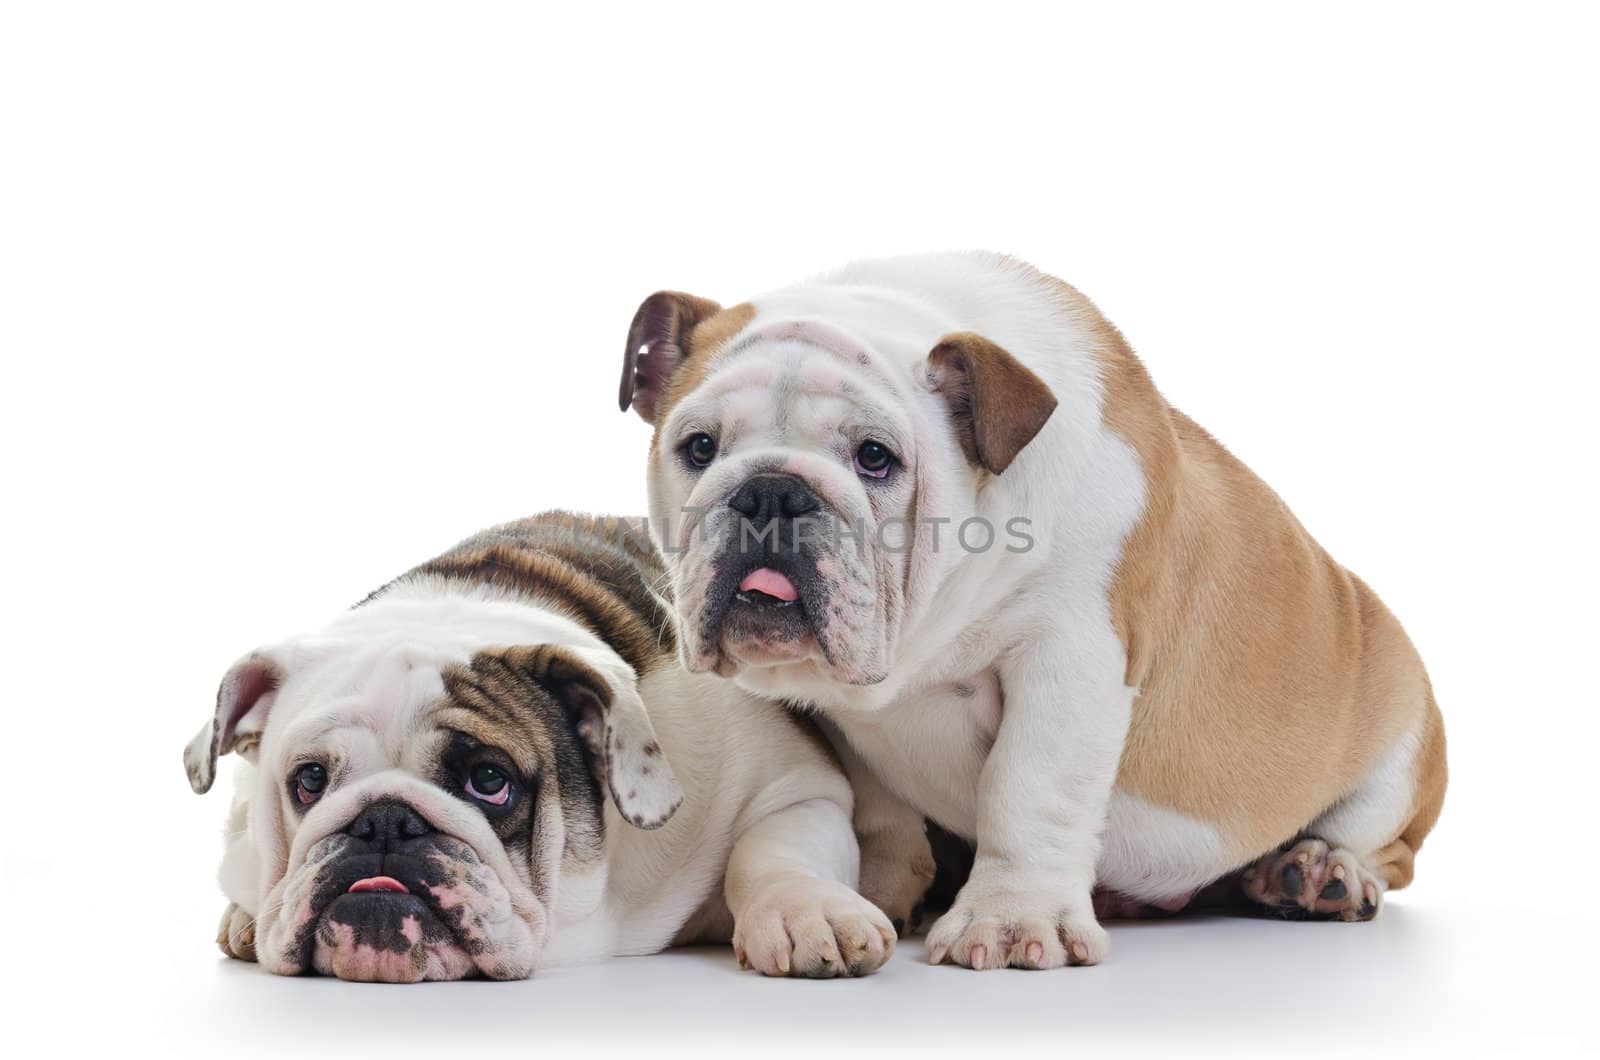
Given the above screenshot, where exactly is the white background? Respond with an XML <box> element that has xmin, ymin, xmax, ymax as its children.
<box><xmin>4</xmin><ymin>2</ymin><xmax>1597</xmax><ymax>1057</ymax></box>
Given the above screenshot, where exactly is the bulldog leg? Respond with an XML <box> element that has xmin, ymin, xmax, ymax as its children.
<box><xmin>1242</xmin><ymin>838</ymin><xmax>1385</xmax><ymax>920</ymax></box>
<box><xmin>1242</xmin><ymin>702</ymin><xmax>1446</xmax><ymax>922</ymax></box>
<box><xmin>216</xmin><ymin>902</ymin><xmax>257</xmax><ymax>961</ymax></box>
<box><xmin>857</xmin><ymin>801</ymin><xmax>937</xmax><ymax>938</ymax></box>
<box><xmin>820</xmin><ymin>722</ymin><xmax>936</xmax><ymax>936</ymax></box>
<box><xmin>726</xmin><ymin>797</ymin><xmax>897</xmax><ymax>978</ymax></box>
<box><xmin>215</xmin><ymin>766</ymin><xmax>260</xmax><ymax>960</ymax></box>
<box><xmin>926</xmin><ymin>627</ymin><xmax>1133</xmax><ymax>970</ymax></box>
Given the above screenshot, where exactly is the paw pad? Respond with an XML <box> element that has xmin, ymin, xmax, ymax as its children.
<box><xmin>1243</xmin><ymin>838</ymin><xmax>1385</xmax><ymax>922</ymax></box>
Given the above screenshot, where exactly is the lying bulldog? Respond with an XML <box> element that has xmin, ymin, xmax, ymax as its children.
<box><xmin>618</xmin><ymin>251</ymin><xmax>1448</xmax><ymax>969</ymax></box>
<box><xmin>183</xmin><ymin>512</ymin><xmax>893</xmax><ymax>982</ymax></box>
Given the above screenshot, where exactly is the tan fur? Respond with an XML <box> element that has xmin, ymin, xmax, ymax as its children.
<box><xmin>1382</xmin><ymin>686</ymin><xmax>1447</xmax><ymax>889</ymax></box>
<box><xmin>652</xmin><ymin>302</ymin><xmax>756</xmax><ymax>436</ymax></box>
<box><xmin>927</xmin><ymin>332</ymin><xmax>1060</xmax><ymax>475</ymax></box>
<box><xmin>621</xmin><ymin>291</ymin><xmax>724</xmax><ymax>422</ymax></box>
<box><xmin>1040</xmin><ymin>271</ymin><xmax>1446</xmax><ymax>873</ymax></box>
<box><xmin>622</xmin><ymin>293</ymin><xmax>755</xmax><ymax>440</ymax></box>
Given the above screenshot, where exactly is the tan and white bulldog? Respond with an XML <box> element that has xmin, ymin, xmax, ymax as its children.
<box><xmin>183</xmin><ymin>513</ymin><xmax>893</xmax><ymax>982</ymax></box>
<box><xmin>618</xmin><ymin>252</ymin><xmax>1447</xmax><ymax>969</ymax></box>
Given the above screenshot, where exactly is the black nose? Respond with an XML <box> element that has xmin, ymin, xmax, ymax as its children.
<box><xmin>728</xmin><ymin>474</ymin><xmax>821</xmax><ymax>522</ymax></box>
<box><xmin>346</xmin><ymin>799</ymin><xmax>433</xmax><ymax>849</ymax></box>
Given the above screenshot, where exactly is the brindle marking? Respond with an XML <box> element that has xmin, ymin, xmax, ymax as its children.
<box><xmin>363</xmin><ymin>513</ymin><xmax>682</xmax><ymax>873</ymax></box>
<box><xmin>367</xmin><ymin>512</ymin><xmax>675</xmax><ymax>679</ymax></box>
<box><xmin>432</xmin><ymin>646</ymin><xmax>608</xmax><ymax>869</ymax></box>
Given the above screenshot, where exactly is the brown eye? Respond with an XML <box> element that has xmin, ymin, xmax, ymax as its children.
<box><xmin>465</xmin><ymin>762</ymin><xmax>511</xmax><ymax>806</ymax></box>
<box><xmin>684</xmin><ymin>433</ymin><xmax>718</xmax><ymax>468</ymax></box>
<box><xmin>855</xmin><ymin>440</ymin><xmax>894</xmax><ymax>478</ymax></box>
<box><xmin>295</xmin><ymin>763</ymin><xmax>328</xmax><ymax>804</ymax></box>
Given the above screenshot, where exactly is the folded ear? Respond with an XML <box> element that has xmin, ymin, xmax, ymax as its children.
<box><xmin>503</xmin><ymin>644</ymin><xmax>684</xmax><ymax>830</ymax></box>
<box><xmin>926</xmin><ymin>332</ymin><xmax>1059</xmax><ymax>475</ymax></box>
<box><xmin>619</xmin><ymin>290</ymin><xmax>723</xmax><ymax>424</ymax></box>
<box><xmin>184</xmin><ymin>652</ymin><xmax>284</xmax><ymax>795</ymax></box>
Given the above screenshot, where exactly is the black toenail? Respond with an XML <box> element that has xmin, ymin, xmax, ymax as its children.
<box><xmin>1358</xmin><ymin>900</ymin><xmax>1377</xmax><ymax>920</ymax></box>
<box><xmin>1280</xmin><ymin>864</ymin><xmax>1304</xmax><ymax>897</ymax></box>
<box><xmin>1320</xmin><ymin>880</ymin><xmax>1347</xmax><ymax>901</ymax></box>
<box><xmin>891</xmin><ymin>918</ymin><xmax>905</xmax><ymax>936</ymax></box>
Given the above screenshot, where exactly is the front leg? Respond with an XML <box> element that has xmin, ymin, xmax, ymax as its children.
<box><xmin>817</xmin><ymin>719</ymin><xmax>936</xmax><ymax>935</ymax></box>
<box><xmin>215</xmin><ymin>763</ymin><xmax>260</xmax><ymax>961</ymax></box>
<box><xmin>725</xmin><ymin>797</ymin><xmax>897</xmax><ymax>978</ymax></box>
<box><xmin>216</xmin><ymin>902</ymin><xmax>257</xmax><ymax>961</ymax></box>
<box><xmin>926</xmin><ymin>629</ymin><xmax>1134</xmax><ymax>970</ymax></box>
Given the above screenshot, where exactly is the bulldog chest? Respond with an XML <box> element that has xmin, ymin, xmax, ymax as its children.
<box><xmin>840</xmin><ymin>672</ymin><xmax>1003</xmax><ymax>839</ymax></box>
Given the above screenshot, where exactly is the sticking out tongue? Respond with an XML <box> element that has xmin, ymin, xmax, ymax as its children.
<box><xmin>348</xmin><ymin>876</ymin><xmax>410</xmax><ymax>895</ymax></box>
<box><xmin>739</xmin><ymin>568</ymin><xmax>798</xmax><ymax>603</ymax></box>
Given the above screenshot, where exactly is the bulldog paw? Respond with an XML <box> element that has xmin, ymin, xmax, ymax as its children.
<box><xmin>216</xmin><ymin>902</ymin><xmax>257</xmax><ymax>962</ymax></box>
<box><xmin>734</xmin><ymin>877</ymin><xmax>896</xmax><ymax>978</ymax></box>
<box><xmin>1242</xmin><ymin>837</ymin><xmax>1383</xmax><ymax>921</ymax></box>
<box><xmin>856</xmin><ymin>827</ymin><xmax>937</xmax><ymax>937</ymax></box>
<box><xmin>926</xmin><ymin>885</ymin><xmax>1108</xmax><ymax>970</ymax></box>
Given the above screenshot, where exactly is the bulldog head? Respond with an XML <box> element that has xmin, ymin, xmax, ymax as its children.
<box><xmin>620</xmin><ymin>288</ymin><xmax>1057</xmax><ymax>701</ymax></box>
<box><xmin>184</xmin><ymin>622</ymin><xmax>681</xmax><ymax>982</ymax></box>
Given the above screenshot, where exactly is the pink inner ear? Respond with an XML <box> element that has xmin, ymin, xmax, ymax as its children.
<box><xmin>573</xmin><ymin>691</ymin><xmax>607</xmax><ymax>759</ymax></box>
<box><xmin>634</xmin><ymin>345</ymin><xmax>662</xmax><ymax>396</ymax></box>
<box><xmin>221</xmin><ymin>659</ymin><xmax>281</xmax><ymax>742</ymax></box>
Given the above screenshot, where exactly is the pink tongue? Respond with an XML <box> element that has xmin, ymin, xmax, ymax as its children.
<box><xmin>348</xmin><ymin>876</ymin><xmax>409</xmax><ymax>895</ymax></box>
<box><xmin>739</xmin><ymin>568</ymin><xmax>798</xmax><ymax>602</ymax></box>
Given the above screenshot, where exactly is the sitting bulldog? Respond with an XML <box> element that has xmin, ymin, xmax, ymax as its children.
<box><xmin>615</xmin><ymin>251</ymin><xmax>1447</xmax><ymax>968</ymax></box>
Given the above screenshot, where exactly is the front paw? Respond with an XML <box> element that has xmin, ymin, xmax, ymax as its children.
<box><xmin>216</xmin><ymin>902</ymin><xmax>257</xmax><ymax>962</ymax></box>
<box><xmin>734</xmin><ymin>877</ymin><xmax>896</xmax><ymax>978</ymax></box>
<box><xmin>926</xmin><ymin>882</ymin><xmax>1108</xmax><ymax>970</ymax></box>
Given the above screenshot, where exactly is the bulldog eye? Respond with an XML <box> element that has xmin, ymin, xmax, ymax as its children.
<box><xmin>683</xmin><ymin>433</ymin><xmax>718</xmax><ymax>469</ymax></box>
<box><xmin>465</xmin><ymin>763</ymin><xmax>511</xmax><ymax>807</ymax></box>
<box><xmin>854</xmin><ymin>440</ymin><xmax>895</xmax><ymax>478</ymax></box>
<box><xmin>294</xmin><ymin>763</ymin><xmax>328</xmax><ymax>805</ymax></box>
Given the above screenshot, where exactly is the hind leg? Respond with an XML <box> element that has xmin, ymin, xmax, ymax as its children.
<box><xmin>1242</xmin><ymin>698</ymin><xmax>1446</xmax><ymax>921</ymax></box>
<box><xmin>1242</xmin><ymin>838</ymin><xmax>1384</xmax><ymax>920</ymax></box>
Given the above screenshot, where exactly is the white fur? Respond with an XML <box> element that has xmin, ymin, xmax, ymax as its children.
<box><xmin>646</xmin><ymin>252</ymin><xmax>1230</xmax><ymax>968</ymax></box>
<box><xmin>1309</xmin><ymin>724</ymin><xmax>1425</xmax><ymax>859</ymax></box>
<box><xmin>1099</xmin><ymin>792</ymin><xmax>1230</xmax><ymax>901</ymax></box>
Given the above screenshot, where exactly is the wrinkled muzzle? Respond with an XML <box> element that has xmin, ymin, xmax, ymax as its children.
<box><xmin>258</xmin><ymin>793</ymin><xmax>543</xmax><ymax>983</ymax></box>
<box><xmin>671</xmin><ymin>473</ymin><xmax>896</xmax><ymax>687</ymax></box>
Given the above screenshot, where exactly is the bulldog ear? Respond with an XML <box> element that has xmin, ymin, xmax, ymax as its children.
<box><xmin>505</xmin><ymin>644</ymin><xmax>684</xmax><ymax>830</ymax></box>
<box><xmin>926</xmin><ymin>332</ymin><xmax>1059</xmax><ymax>475</ymax></box>
<box><xmin>184</xmin><ymin>652</ymin><xmax>284</xmax><ymax>795</ymax></box>
<box><xmin>619</xmin><ymin>290</ymin><xmax>723</xmax><ymax>423</ymax></box>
